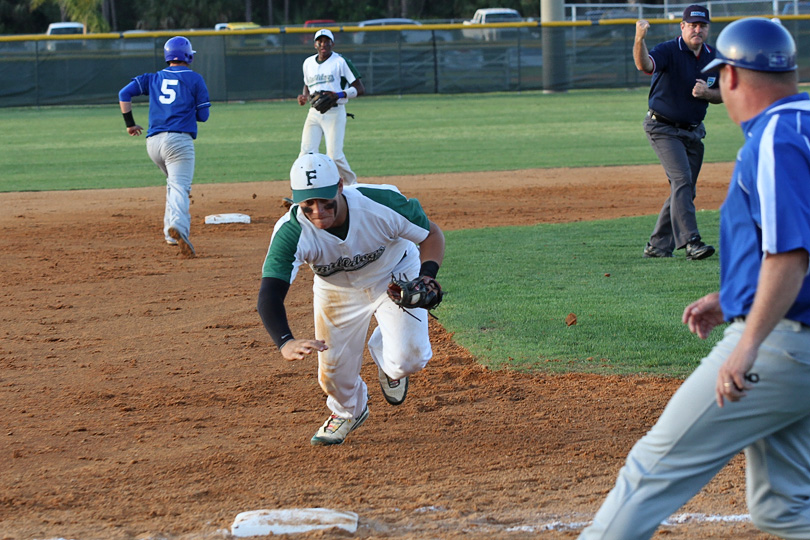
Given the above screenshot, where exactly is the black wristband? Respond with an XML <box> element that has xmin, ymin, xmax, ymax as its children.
<box><xmin>420</xmin><ymin>260</ymin><xmax>440</xmax><ymax>279</ymax></box>
<box><xmin>278</xmin><ymin>334</ymin><xmax>295</xmax><ymax>351</ymax></box>
<box><xmin>123</xmin><ymin>111</ymin><xmax>136</xmax><ymax>128</ymax></box>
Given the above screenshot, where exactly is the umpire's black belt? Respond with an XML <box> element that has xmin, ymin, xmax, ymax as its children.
<box><xmin>648</xmin><ymin>110</ymin><xmax>700</xmax><ymax>131</ymax></box>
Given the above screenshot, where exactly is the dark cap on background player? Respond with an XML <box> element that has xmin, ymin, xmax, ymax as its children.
<box><xmin>682</xmin><ymin>4</ymin><xmax>711</xmax><ymax>23</ymax></box>
<box><xmin>290</xmin><ymin>153</ymin><xmax>341</xmax><ymax>203</ymax></box>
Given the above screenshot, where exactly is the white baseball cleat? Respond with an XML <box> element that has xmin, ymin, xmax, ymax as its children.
<box><xmin>168</xmin><ymin>226</ymin><xmax>196</xmax><ymax>258</ymax></box>
<box><xmin>310</xmin><ymin>405</ymin><xmax>369</xmax><ymax>446</ymax></box>
<box><xmin>378</xmin><ymin>366</ymin><xmax>408</xmax><ymax>406</ymax></box>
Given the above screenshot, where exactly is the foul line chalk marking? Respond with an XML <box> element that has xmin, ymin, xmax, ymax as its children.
<box><xmin>509</xmin><ymin>513</ymin><xmax>752</xmax><ymax>533</ymax></box>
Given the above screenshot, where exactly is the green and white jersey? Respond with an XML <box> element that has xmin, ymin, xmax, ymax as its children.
<box><xmin>262</xmin><ymin>184</ymin><xmax>430</xmax><ymax>290</ymax></box>
<box><xmin>302</xmin><ymin>52</ymin><xmax>360</xmax><ymax>106</ymax></box>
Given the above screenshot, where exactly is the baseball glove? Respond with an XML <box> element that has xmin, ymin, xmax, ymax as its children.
<box><xmin>387</xmin><ymin>274</ymin><xmax>443</xmax><ymax>311</ymax></box>
<box><xmin>309</xmin><ymin>91</ymin><xmax>339</xmax><ymax>114</ymax></box>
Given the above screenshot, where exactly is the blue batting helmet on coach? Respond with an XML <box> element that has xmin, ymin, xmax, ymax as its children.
<box><xmin>164</xmin><ymin>36</ymin><xmax>195</xmax><ymax>64</ymax></box>
<box><xmin>703</xmin><ymin>18</ymin><xmax>796</xmax><ymax>73</ymax></box>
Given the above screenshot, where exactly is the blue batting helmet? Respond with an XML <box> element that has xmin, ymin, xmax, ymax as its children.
<box><xmin>703</xmin><ymin>18</ymin><xmax>796</xmax><ymax>73</ymax></box>
<box><xmin>164</xmin><ymin>36</ymin><xmax>195</xmax><ymax>64</ymax></box>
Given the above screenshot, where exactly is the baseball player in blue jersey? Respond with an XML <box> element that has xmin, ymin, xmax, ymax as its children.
<box><xmin>257</xmin><ymin>153</ymin><xmax>445</xmax><ymax>446</ymax></box>
<box><xmin>580</xmin><ymin>19</ymin><xmax>810</xmax><ymax>539</ymax></box>
<box><xmin>634</xmin><ymin>5</ymin><xmax>722</xmax><ymax>260</ymax></box>
<box><xmin>118</xmin><ymin>36</ymin><xmax>211</xmax><ymax>258</ymax></box>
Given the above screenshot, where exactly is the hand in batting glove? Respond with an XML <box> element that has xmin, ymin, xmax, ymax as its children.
<box><xmin>387</xmin><ymin>274</ymin><xmax>443</xmax><ymax>311</ymax></box>
<box><xmin>309</xmin><ymin>91</ymin><xmax>339</xmax><ymax>114</ymax></box>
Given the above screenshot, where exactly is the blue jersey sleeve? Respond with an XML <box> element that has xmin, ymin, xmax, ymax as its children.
<box><xmin>756</xmin><ymin>119</ymin><xmax>810</xmax><ymax>256</ymax></box>
<box><xmin>118</xmin><ymin>79</ymin><xmax>143</xmax><ymax>102</ymax></box>
<box><xmin>194</xmin><ymin>76</ymin><xmax>211</xmax><ymax>118</ymax></box>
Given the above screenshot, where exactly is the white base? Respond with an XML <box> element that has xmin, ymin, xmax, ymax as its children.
<box><xmin>204</xmin><ymin>213</ymin><xmax>251</xmax><ymax>225</ymax></box>
<box><xmin>230</xmin><ymin>508</ymin><xmax>359</xmax><ymax>537</ymax></box>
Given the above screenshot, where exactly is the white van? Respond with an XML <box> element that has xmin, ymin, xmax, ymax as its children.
<box><xmin>45</xmin><ymin>22</ymin><xmax>86</xmax><ymax>51</ymax></box>
<box><xmin>46</xmin><ymin>22</ymin><xmax>86</xmax><ymax>36</ymax></box>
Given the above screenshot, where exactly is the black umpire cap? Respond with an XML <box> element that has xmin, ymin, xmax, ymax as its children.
<box><xmin>683</xmin><ymin>4</ymin><xmax>711</xmax><ymax>23</ymax></box>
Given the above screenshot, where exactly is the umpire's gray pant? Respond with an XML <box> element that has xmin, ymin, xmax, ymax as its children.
<box><xmin>644</xmin><ymin>117</ymin><xmax>706</xmax><ymax>252</ymax></box>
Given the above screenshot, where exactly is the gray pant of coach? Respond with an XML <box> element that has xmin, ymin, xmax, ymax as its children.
<box><xmin>644</xmin><ymin>116</ymin><xmax>706</xmax><ymax>252</ymax></box>
<box><xmin>579</xmin><ymin>319</ymin><xmax>810</xmax><ymax>539</ymax></box>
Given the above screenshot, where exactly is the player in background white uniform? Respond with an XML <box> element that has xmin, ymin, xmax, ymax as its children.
<box><xmin>297</xmin><ymin>29</ymin><xmax>365</xmax><ymax>185</ymax></box>
<box><xmin>257</xmin><ymin>153</ymin><xmax>445</xmax><ymax>446</ymax></box>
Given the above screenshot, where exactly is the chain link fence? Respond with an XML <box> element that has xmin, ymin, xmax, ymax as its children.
<box><xmin>1</xmin><ymin>17</ymin><xmax>807</xmax><ymax>108</ymax></box>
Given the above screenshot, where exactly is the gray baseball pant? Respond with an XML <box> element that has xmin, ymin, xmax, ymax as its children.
<box><xmin>146</xmin><ymin>132</ymin><xmax>195</xmax><ymax>242</ymax></box>
<box><xmin>644</xmin><ymin>117</ymin><xmax>705</xmax><ymax>252</ymax></box>
<box><xmin>579</xmin><ymin>319</ymin><xmax>810</xmax><ymax>540</ymax></box>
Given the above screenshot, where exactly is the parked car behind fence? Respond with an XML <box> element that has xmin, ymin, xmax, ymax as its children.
<box><xmin>462</xmin><ymin>8</ymin><xmax>523</xmax><ymax>41</ymax></box>
<box><xmin>353</xmin><ymin>18</ymin><xmax>452</xmax><ymax>45</ymax></box>
<box><xmin>45</xmin><ymin>22</ymin><xmax>85</xmax><ymax>51</ymax></box>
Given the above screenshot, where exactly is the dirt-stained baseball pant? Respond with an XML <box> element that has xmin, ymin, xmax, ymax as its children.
<box><xmin>579</xmin><ymin>320</ymin><xmax>810</xmax><ymax>540</ymax></box>
<box><xmin>312</xmin><ymin>251</ymin><xmax>431</xmax><ymax>420</ymax></box>
<box><xmin>644</xmin><ymin>117</ymin><xmax>705</xmax><ymax>252</ymax></box>
<box><xmin>300</xmin><ymin>105</ymin><xmax>357</xmax><ymax>185</ymax></box>
<box><xmin>146</xmin><ymin>132</ymin><xmax>195</xmax><ymax>242</ymax></box>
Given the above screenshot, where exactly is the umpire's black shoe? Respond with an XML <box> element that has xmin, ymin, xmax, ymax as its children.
<box><xmin>685</xmin><ymin>235</ymin><xmax>715</xmax><ymax>260</ymax></box>
<box><xmin>643</xmin><ymin>243</ymin><xmax>673</xmax><ymax>258</ymax></box>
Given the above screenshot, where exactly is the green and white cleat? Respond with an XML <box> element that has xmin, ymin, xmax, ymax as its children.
<box><xmin>310</xmin><ymin>405</ymin><xmax>369</xmax><ymax>446</ymax></box>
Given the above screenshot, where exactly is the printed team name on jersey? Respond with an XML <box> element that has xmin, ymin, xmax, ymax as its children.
<box><xmin>307</xmin><ymin>74</ymin><xmax>336</xmax><ymax>86</ymax></box>
<box><xmin>311</xmin><ymin>246</ymin><xmax>386</xmax><ymax>277</ymax></box>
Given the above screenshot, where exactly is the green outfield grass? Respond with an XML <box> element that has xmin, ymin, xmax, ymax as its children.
<box><xmin>2</xmin><ymin>89</ymin><xmax>739</xmax><ymax>378</ymax></box>
<box><xmin>1</xmin><ymin>88</ymin><xmax>745</xmax><ymax>192</ymax></box>
<box><xmin>441</xmin><ymin>212</ymin><xmax>723</xmax><ymax>378</ymax></box>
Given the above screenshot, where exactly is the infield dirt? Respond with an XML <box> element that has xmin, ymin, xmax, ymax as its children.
<box><xmin>1</xmin><ymin>163</ymin><xmax>778</xmax><ymax>539</ymax></box>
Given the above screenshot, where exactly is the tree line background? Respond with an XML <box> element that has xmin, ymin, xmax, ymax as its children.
<box><xmin>1</xmin><ymin>0</ymin><xmax>556</xmax><ymax>34</ymax></box>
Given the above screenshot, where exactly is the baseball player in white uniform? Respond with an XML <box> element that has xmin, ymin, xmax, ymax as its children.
<box><xmin>297</xmin><ymin>29</ymin><xmax>364</xmax><ymax>185</ymax></box>
<box><xmin>257</xmin><ymin>153</ymin><xmax>445</xmax><ymax>446</ymax></box>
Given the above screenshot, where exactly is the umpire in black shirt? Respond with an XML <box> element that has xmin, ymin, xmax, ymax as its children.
<box><xmin>634</xmin><ymin>5</ymin><xmax>722</xmax><ymax>260</ymax></box>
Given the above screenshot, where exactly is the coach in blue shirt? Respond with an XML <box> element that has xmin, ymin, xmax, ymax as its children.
<box><xmin>634</xmin><ymin>5</ymin><xmax>722</xmax><ymax>260</ymax></box>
